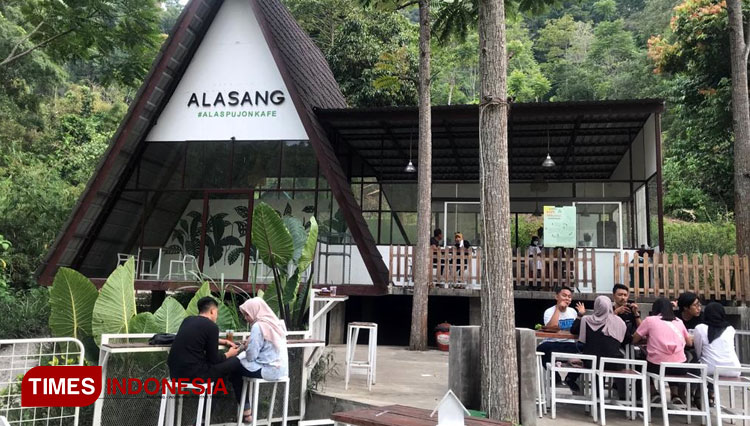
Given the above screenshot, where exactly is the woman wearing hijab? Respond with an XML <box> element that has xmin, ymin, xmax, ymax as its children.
<box><xmin>234</xmin><ymin>297</ymin><xmax>289</xmax><ymax>423</ymax></box>
<box><xmin>633</xmin><ymin>297</ymin><xmax>694</xmax><ymax>404</ymax></box>
<box><xmin>694</xmin><ymin>302</ymin><xmax>740</xmax><ymax>377</ymax></box>
<box><xmin>571</xmin><ymin>295</ymin><xmax>627</xmax><ymax>363</ymax></box>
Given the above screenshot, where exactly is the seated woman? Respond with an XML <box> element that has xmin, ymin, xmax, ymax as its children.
<box><xmin>633</xmin><ymin>297</ymin><xmax>694</xmax><ymax>405</ymax></box>
<box><xmin>233</xmin><ymin>298</ymin><xmax>289</xmax><ymax>423</ymax></box>
<box><xmin>694</xmin><ymin>302</ymin><xmax>740</xmax><ymax>377</ymax></box>
<box><xmin>571</xmin><ymin>295</ymin><xmax>627</xmax><ymax>397</ymax></box>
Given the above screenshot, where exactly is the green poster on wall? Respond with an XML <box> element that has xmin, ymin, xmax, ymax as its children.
<box><xmin>543</xmin><ymin>206</ymin><xmax>577</xmax><ymax>248</ymax></box>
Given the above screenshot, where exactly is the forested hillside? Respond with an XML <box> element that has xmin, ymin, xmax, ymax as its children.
<box><xmin>0</xmin><ymin>0</ymin><xmax>740</xmax><ymax>296</ymax></box>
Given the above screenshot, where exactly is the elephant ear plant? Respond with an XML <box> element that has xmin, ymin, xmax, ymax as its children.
<box><xmin>252</xmin><ymin>202</ymin><xmax>318</xmax><ymax>331</ymax></box>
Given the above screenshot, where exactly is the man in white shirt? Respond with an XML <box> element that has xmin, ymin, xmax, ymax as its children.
<box><xmin>536</xmin><ymin>285</ymin><xmax>586</xmax><ymax>392</ymax></box>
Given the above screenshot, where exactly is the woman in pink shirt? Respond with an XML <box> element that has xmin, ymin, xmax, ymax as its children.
<box><xmin>633</xmin><ymin>297</ymin><xmax>694</xmax><ymax>405</ymax></box>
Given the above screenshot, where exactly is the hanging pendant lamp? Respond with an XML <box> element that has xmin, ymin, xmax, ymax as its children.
<box><xmin>405</xmin><ymin>130</ymin><xmax>416</xmax><ymax>173</ymax></box>
<box><xmin>542</xmin><ymin>128</ymin><xmax>556</xmax><ymax>168</ymax></box>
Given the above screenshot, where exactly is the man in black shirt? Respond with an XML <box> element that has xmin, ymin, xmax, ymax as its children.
<box><xmin>430</xmin><ymin>228</ymin><xmax>443</xmax><ymax>247</ymax></box>
<box><xmin>168</xmin><ymin>297</ymin><xmax>241</xmax><ymax>397</ymax></box>
<box><xmin>676</xmin><ymin>291</ymin><xmax>704</xmax><ymax>330</ymax></box>
<box><xmin>612</xmin><ymin>283</ymin><xmax>641</xmax><ymax>345</ymax></box>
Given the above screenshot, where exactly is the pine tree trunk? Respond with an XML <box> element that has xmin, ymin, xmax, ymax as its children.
<box><xmin>409</xmin><ymin>0</ymin><xmax>432</xmax><ymax>351</ymax></box>
<box><xmin>728</xmin><ymin>0</ymin><xmax>750</xmax><ymax>256</ymax></box>
<box><xmin>478</xmin><ymin>0</ymin><xmax>518</xmax><ymax>421</ymax></box>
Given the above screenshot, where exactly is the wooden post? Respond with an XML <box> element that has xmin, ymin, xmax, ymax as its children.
<box><xmin>692</xmin><ymin>254</ymin><xmax>700</xmax><ymax>296</ymax></box>
<box><xmin>724</xmin><ymin>255</ymin><xmax>732</xmax><ymax>301</ymax></box>
<box><xmin>673</xmin><ymin>253</ymin><xmax>681</xmax><ymax>296</ymax></box>
<box><xmin>714</xmin><ymin>254</ymin><xmax>721</xmax><ymax>300</ymax></box>
<box><xmin>743</xmin><ymin>256</ymin><xmax>750</xmax><ymax>305</ymax></box>
<box><xmin>389</xmin><ymin>245</ymin><xmax>394</xmax><ymax>283</ymax></box>
<box><xmin>591</xmin><ymin>249</ymin><xmax>597</xmax><ymax>293</ymax></box>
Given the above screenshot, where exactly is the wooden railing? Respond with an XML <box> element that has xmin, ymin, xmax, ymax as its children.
<box><xmin>614</xmin><ymin>252</ymin><xmax>750</xmax><ymax>302</ymax></box>
<box><xmin>389</xmin><ymin>246</ymin><xmax>597</xmax><ymax>291</ymax></box>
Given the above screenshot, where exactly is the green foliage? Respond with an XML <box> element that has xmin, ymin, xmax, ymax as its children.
<box><xmin>0</xmin><ymin>287</ymin><xmax>50</xmax><ymax>338</ymax></box>
<box><xmin>91</xmin><ymin>258</ymin><xmax>138</xmax><ymax>340</ymax></box>
<box><xmin>252</xmin><ymin>202</ymin><xmax>317</xmax><ymax>330</ymax></box>
<box><xmin>664</xmin><ymin>220</ymin><xmax>736</xmax><ymax>255</ymax></box>
<box><xmin>48</xmin><ymin>267</ymin><xmax>98</xmax><ymax>340</ymax></box>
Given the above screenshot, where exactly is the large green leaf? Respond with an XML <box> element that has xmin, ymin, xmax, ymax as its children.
<box><xmin>92</xmin><ymin>258</ymin><xmax>137</xmax><ymax>343</ymax></box>
<box><xmin>252</xmin><ymin>202</ymin><xmax>294</xmax><ymax>267</ymax></box>
<box><xmin>283</xmin><ymin>216</ymin><xmax>306</xmax><ymax>264</ymax></box>
<box><xmin>216</xmin><ymin>303</ymin><xmax>237</xmax><ymax>331</ymax></box>
<box><xmin>186</xmin><ymin>282</ymin><xmax>212</xmax><ymax>316</ymax></box>
<box><xmin>152</xmin><ymin>297</ymin><xmax>186</xmax><ymax>333</ymax></box>
<box><xmin>48</xmin><ymin>267</ymin><xmax>99</xmax><ymax>340</ymax></box>
<box><xmin>298</xmin><ymin>216</ymin><xmax>318</xmax><ymax>273</ymax></box>
<box><xmin>262</xmin><ymin>279</ymin><xmax>282</xmax><ymax>317</ymax></box>
<box><xmin>129</xmin><ymin>313</ymin><xmax>157</xmax><ymax>333</ymax></box>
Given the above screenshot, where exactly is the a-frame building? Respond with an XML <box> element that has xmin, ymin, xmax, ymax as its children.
<box><xmin>38</xmin><ymin>0</ymin><xmax>390</xmax><ymax>293</ymax></box>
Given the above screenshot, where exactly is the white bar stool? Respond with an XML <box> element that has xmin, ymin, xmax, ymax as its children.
<box><xmin>708</xmin><ymin>365</ymin><xmax>750</xmax><ymax>426</ymax></box>
<box><xmin>548</xmin><ymin>352</ymin><xmax>599</xmax><ymax>422</ymax></box>
<box><xmin>597</xmin><ymin>357</ymin><xmax>648</xmax><ymax>426</ymax></box>
<box><xmin>646</xmin><ymin>362</ymin><xmax>711</xmax><ymax>426</ymax></box>
<box><xmin>235</xmin><ymin>376</ymin><xmax>289</xmax><ymax>426</ymax></box>
<box><xmin>157</xmin><ymin>381</ymin><xmax>213</xmax><ymax>426</ymax></box>
<box><xmin>345</xmin><ymin>322</ymin><xmax>378</xmax><ymax>391</ymax></box>
<box><xmin>535</xmin><ymin>351</ymin><xmax>548</xmax><ymax>417</ymax></box>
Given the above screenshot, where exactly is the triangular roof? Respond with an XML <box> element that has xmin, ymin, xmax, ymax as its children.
<box><xmin>37</xmin><ymin>0</ymin><xmax>389</xmax><ymax>291</ymax></box>
<box><xmin>430</xmin><ymin>389</ymin><xmax>471</xmax><ymax>418</ymax></box>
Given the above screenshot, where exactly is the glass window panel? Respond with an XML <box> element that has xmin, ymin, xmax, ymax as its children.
<box><xmin>232</xmin><ymin>141</ymin><xmax>280</xmax><ymax>189</ymax></box>
<box><xmin>185</xmin><ymin>142</ymin><xmax>231</xmax><ymax>188</ymax></box>
<box><xmin>362</xmin><ymin>183</ymin><xmax>380</xmax><ymax>211</ymax></box>
<box><xmin>379</xmin><ymin>213</ymin><xmax>392</xmax><ymax>244</ymax></box>
<box><xmin>363</xmin><ymin>212</ymin><xmax>379</xmax><ymax>243</ymax></box>
<box><xmin>381</xmin><ymin>183</ymin><xmax>417</xmax><ymax>211</ymax></box>
<box><xmin>137</xmin><ymin>142</ymin><xmax>185</xmax><ymax>189</ymax></box>
<box><xmin>648</xmin><ymin>178</ymin><xmax>659</xmax><ymax>248</ymax></box>
<box><xmin>281</xmin><ymin>141</ymin><xmax>316</xmax><ymax>189</ymax></box>
<box><xmin>576</xmin><ymin>203</ymin><xmax>621</xmax><ymax>249</ymax></box>
<box><xmin>392</xmin><ymin>212</ymin><xmax>417</xmax><ymax>245</ymax></box>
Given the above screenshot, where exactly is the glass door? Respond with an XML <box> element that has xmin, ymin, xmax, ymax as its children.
<box><xmin>199</xmin><ymin>190</ymin><xmax>253</xmax><ymax>280</ymax></box>
<box><xmin>443</xmin><ymin>202</ymin><xmax>482</xmax><ymax>247</ymax></box>
<box><xmin>573</xmin><ymin>202</ymin><xmax>623</xmax><ymax>250</ymax></box>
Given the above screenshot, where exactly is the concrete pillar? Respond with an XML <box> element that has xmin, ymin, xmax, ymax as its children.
<box><xmin>328</xmin><ymin>302</ymin><xmax>346</xmax><ymax>345</ymax></box>
<box><xmin>516</xmin><ymin>328</ymin><xmax>537</xmax><ymax>426</ymax></box>
<box><xmin>469</xmin><ymin>298</ymin><xmax>481</xmax><ymax>325</ymax></box>
<box><xmin>449</xmin><ymin>326</ymin><xmax>481</xmax><ymax>409</ymax></box>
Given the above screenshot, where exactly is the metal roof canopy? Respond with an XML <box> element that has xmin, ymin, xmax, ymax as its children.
<box><xmin>316</xmin><ymin>99</ymin><xmax>665</xmax><ymax>181</ymax></box>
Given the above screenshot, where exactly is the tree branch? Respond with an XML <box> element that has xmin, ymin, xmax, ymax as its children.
<box><xmin>4</xmin><ymin>20</ymin><xmax>45</xmax><ymax>64</ymax></box>
<box><xmin>395</xmin><ymin>0</ymin><xmax>419</xmax><ymax>9</ymax></box>
<box><xmin>0</xmin><ymin>27</ymin><xmax>76</xmax><ymax>67</ymax></box>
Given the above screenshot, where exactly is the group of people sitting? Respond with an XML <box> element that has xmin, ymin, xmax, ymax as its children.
<box><xmin>430</xmin><ymin>228</ymin><xmax>472</xmax><ymax>250</ymax></box>
<box><xmin>537</xmin><ymin>284</ymin><xmax>740</xmax><ymax>406</ymax></box>
<box><xmin>167</xmin><ymin>296</ymin><xmax>289</xmax><ymax>423</ymax></box>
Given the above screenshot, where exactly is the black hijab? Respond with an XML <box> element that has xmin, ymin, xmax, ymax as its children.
<box><xmin>704</xmin><ymin>302</ymin><xmax>730</xmax><ymax>343</ymax></box>
<box><xmin>651</xmin><ymin>297</ymin><xmax>676</xmax><ymax>321</ymax></box>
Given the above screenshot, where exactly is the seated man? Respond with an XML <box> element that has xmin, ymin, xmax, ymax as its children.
<box><xmin>611</xmin><ymin>283</ymin><xmax>642</xmax><ymax>347</ymax></box>
<box><xmin>430</xmin><ymin>228</ymin><xmax>443</xmax><ymax>247</ymax></box>
<box><xmin>168</xmin><ymin>297</ymin><xmax>242</xmax><ymax>401</ymax></box>
<box><xmin>536</xmin><ymin>285</ymin><xmax>585</xmax><ymax>392</ymax></box>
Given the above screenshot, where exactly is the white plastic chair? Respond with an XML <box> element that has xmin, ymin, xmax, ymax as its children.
<box><xmin>647</xmin><ymin>362</ymin><xmax>711</xmax><ymax>426</ymax></box>
<box><xmin>168</xmin><ymin>254</ymin><xmax>198</xmax><ymax>280</ymax></box>
<box><xmin>548</xmin><ymin>352</ymin><xmax>599</xmax><ymax>421</ymax></box>
<box><xmin>235</xmin><ymin>376</ymin><xmax>289</xmax><ymax>426</ymax></box>
<box><xmin>345</xmin><ymin>322</ymin><xmax>378</xmax><ymax>391</ymax></box>
<box><xmin>597</xmin><ymin>357</ymin><xmax>648</xmax><ymax>426</ymax></box>
<box><xmin>708</xmin><ymin>365</ymin><xmax>750</xmax><ymax>426</ymax></box>
<box><xmin>536</xmin><ymin>351</ymin><xmax>548</xmax><ymax>417</ymax></box>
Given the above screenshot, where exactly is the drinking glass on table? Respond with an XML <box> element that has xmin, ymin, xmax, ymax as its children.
<box><xmin>226</xmin><ymin>329</ymin><xmax>234</xmax><ymax>342</ymax></box>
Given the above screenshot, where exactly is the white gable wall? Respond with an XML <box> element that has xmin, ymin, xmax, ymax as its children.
<box><xmin>145</xmin><ymin>0</ymin><xmax>308</xmax><ymax>142</ymax></box>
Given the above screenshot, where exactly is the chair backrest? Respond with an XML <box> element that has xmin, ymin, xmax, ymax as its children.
<box><xmin>659</xmin><ymin>361</ymin><xmax>707</xmax><ymax>382</ymax></box>
<box><xmin>713</xmin><ymin>365</ymin><xmax>750</xmax><ymax>385</ymax></box>
<box><xmin>551</xmin><ymin>352</ymin><xmax>598</xmax><ymax>368</ymax></box>
<box><xmin>597</xmin><ymin>357</ymin><xmax>647</xmax><ymax>374</ymax></box>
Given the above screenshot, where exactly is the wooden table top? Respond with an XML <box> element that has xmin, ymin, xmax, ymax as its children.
<box><xmin>534</xmin><ymin>330</ymin><xmax>577</xmax><ymax>339</ymax></box>
<box><xmin>331</xmin><ymin>404</ymin><xmax>511</xmax><ymax>426</ymax></box>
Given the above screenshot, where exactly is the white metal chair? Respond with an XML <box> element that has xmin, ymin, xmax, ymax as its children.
<box><xmin>708</xmin><ymin>365</ymin><xmax>750</xmax><ymax>426</ymax></box>
<box><xmin>548</xmin><ymin>352</ymin><xmax>598</xmax><ymax>421</ymax></box>
<box><xmin>117</xmin><ymin>251</ymin><xmax>152</xmax><ymax>278</ymax></box>
<box><xmin>597</xmin><ymin>357</ymin><xmax>648</xmax><ymax>426</ymax></box>
<box><xmin>345</xmin><ymin>322</ymin><xmax>378</xmax><ymax>391</ymax></box>
<box><xmin>157</xmin><ymin>381</ymin><xmax>213</xmax><ymax>426</ymax></box>
<box><xmin>647</xmin><ymin>362</ymin><xmax>711</xmax><ymax>426</ymax></box>
<box><xmin>235</xmin><ymin>376</ymin><xmax>289</xmax><ymax>426</ymax></box>
<box><xmin>168</xmin><ymin>254</ymin><xmax>198</xmax><ymax>280</ymax></box>
<box><xmin>536</xmin><ymin>351</ymin><xmax>549</xmax><ymax>417</ymax></box>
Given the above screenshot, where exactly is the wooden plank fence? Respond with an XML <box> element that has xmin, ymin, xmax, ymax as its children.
<box><xmin>389</xmin><ymin>246</ymin><xmax>596</xmax><ymax>291</ymax></box>
<box><xmin>614</xmin><ymin>252</ymin><xmax>750</xmax><ymax>302</ymax></box>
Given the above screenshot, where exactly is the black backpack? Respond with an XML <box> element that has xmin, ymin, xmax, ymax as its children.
<box><xmin>149</xmin><ymin>333</ymin><xmax>176</xmax><ymax>345</ymax></box>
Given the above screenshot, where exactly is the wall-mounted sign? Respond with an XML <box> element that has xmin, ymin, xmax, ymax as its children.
<box><xmin>543</xmin><ymin>206</ymin><xmax>577</xmax><ymax>248</ymax></box>
<box><xmin>145</xmin><ymin>0</ymin><xmax>308</xmax><ymax>142</ymax></box>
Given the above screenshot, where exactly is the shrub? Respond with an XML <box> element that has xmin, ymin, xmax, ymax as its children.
<box><xmin>0</xmin><ymin>287</ymin><xmax>50</xmax><ymax>338</ymax></box>
<box><xmin>664</xmin><ymin>219</ymin><xmax>735</xmax><ymax>255</ymax></box>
